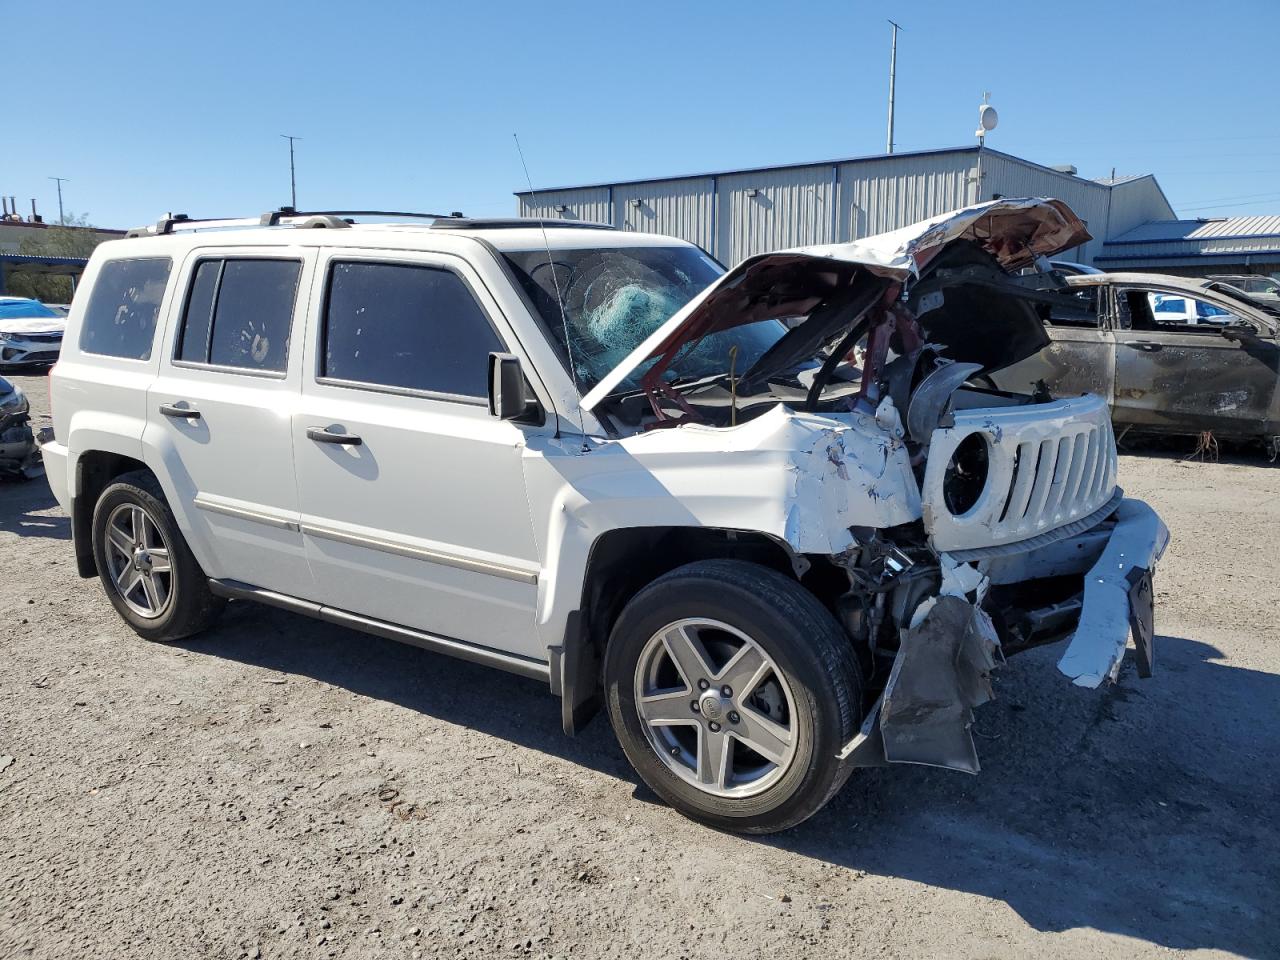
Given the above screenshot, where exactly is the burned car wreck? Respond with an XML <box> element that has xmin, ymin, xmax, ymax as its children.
<box><xmin>558</xmin><ymin>198</ymin><xmax>1170</xmax><ymax>774</ymax></box>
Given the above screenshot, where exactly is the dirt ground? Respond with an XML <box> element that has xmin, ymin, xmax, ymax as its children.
<box><xmin>2</xmin><ymin>369</ymin><xmax>1277</xmax><ymax>960</ymax></box>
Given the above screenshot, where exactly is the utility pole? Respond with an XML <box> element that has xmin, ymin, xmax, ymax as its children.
<box><xmin>48</xmin><ymin>176</ymin><xmax>68</xmax><ymax>224</ymax></box>
<box><xmin>886</xmin><ymin>20</ymin><xmax>902</xmax><ymax>154</ymax></box>
<box><xmin>281</xmin><ymin>135</ymin><xmax>300</xmax><ymax>209</ymax></box>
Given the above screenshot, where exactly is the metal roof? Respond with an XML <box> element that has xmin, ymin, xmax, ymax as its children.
<box><xmin>510</xmin><ymin>145</ymin><xmax>1128</xmax><ymax>196</ymax></box>
<box><xmin>1092</xmin><ymin>173</ymin><xmax>1148</xmax><ymax>186</ymax></box>
<box><xmin>1108</xmin><ymin>216</ymin><xmax>1280</xmax><ymax>245</ymax></box>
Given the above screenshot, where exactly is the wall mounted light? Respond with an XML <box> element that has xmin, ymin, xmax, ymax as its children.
<box><xmin>745</xmin><ymin>188</ymin><xmax>759</xmax><ymax>198</ymax></box>
<box><xmin>554</xmin><ymin>204</ymin><xmax>567</xmax><ymax>213</ymax></box>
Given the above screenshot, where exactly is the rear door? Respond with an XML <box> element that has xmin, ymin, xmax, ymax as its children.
<box><xmin>991</xmin><ymin>282</ymin><xmax>1114</xmax><ymax>401</ymax></box>
<box><xmin>1112</xmin><ymin>285</ymin><xmax>1280</xmax><ymax>437</ymax></box>
<box><xmin>147</xmin><ymin>248</ymin><xmax>314</xmax><ymax>597</ymax></box>
<box><xmin>291</xmin><ymin>250</ymin><xmax>548</xmax><ymax>661</ymax></box>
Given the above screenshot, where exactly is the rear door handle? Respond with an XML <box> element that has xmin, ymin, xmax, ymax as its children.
<box><xmin>307</xmin><ymin>426</ymin><xmax>362</xmax><ymax>446</ymax></box>
<box><xmin>1124</xmin><ymin>340</ymin><xmax>1162</xmax><ymax>352</ymax></box>
<box><xmin>159</xmin><ymin>402</ymin><xmax>201</xmax><ymax>419</ymax></box>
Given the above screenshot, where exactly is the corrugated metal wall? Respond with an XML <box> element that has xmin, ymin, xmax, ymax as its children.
<box><xmin>614</xmin><ymin>177</ymin><xmax>716</xmax><ymax>251</ymax></box>
<box><xmin>717</xmin><ymin>166</ymin><xmax>836</xmax><ymax>264</ymax></box>
<box><xmin>836</xmin><ymin>152</ymin><xmax>974</xmax><ymax>240</ymax></box>
<box><xmin>518</xmin><ymin>187</ymin><xmax>611</xmax><ymax>225</ymax></box>
<box><xmin>1106</xmin><ymin>176</ymin><xmax>1176</xmax><ymax>237</ymax></box>
<box><xmin>515</xmin><ymin>149</ymin><xmax>1179</xmax><ymax>267</ymax></box>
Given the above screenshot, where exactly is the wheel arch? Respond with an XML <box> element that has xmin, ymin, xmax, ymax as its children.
<box><xmin>554</xmin><ymin>525</ymin><xmax>805</xmax><ymax>736</ymax></box>
<box><xmin>71</xmin><ymin>449</ymin><xmax>151</xmax><ymax>578</ymax></box>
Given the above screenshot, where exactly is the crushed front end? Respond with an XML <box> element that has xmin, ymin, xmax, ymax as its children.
<box><xmin>836</xmin><ymin>393</ymin><xmax>1168</xmax><ymax>772</ymax></box>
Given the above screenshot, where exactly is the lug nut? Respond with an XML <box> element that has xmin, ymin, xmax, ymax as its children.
<box><xmin>708</xmin><ymin>721</ymin><xmax>721</xmax><ymax>733</ymax></box>
<box><xmin>728</xmin><ymin>711</ymin><xmax>740</xmax><ymax>724</ymax></box>
<box><xmin>691</xmin><ymin>701</ymin><xmax>700</xmax><ymax>713</ymax></box>
<box><xmin>697</xmin><ymin>679</ymin><xmax>710</xmax><ymax>691</ymax></box>
<box><xmin>721</xmin><ymin>685</ymin><xmax>733</xmax><ymax>697</ymax></box>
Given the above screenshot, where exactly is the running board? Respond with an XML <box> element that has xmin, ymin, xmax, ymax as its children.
<box><xmin>208</xmin><ymin>579</ymin><xmax>551</xmax><ymax>683</ymax></box>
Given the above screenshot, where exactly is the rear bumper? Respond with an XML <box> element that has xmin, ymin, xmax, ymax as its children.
<box><xmin>35</xmin><ymin>430</ymin><xmax>69</xmax><ymax>504</ymax></box>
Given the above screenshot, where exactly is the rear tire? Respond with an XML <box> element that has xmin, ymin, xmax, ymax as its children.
<box><xmin>604</xmin><ymin>559</ymin><xmax>863</xmax><ymax>834</ymax></box>
<box><xmin>91</xmin><ymin>470</ymin><xmax>224</xmax><ymax>642</ymax></box>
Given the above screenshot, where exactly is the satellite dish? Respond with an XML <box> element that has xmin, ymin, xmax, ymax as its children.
<box><xmin>977</xmin><ymin>103</ymin><xmax>999</xmax><ymax>134</ymax></box>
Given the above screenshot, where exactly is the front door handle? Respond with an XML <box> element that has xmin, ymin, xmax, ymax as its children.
<box><xmin>159</xmin><ymin>402</ymin><xmax>201</xmax><ymax>419</ymax></box>
<box><xmin>1124</xmin><ymin>340</ymin><xmax>1162</xmax><ymax>352</ymax></box>
<box><xmin>307</xmin><ymin>426</ymin><xmax>362</xmax><ymax>446</ymax></box>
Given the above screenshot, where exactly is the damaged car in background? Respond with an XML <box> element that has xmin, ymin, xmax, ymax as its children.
<box><xmin>0</xmin><ymin>375</ymin><xmax>41</xmax><ymax>479</ymax></box>
<box><xmin>45</xmin><ymin>198</ymin><xmax>1166</xmax><ymax>834</ymax></box>
<box><xmin>990</xmin><ymin>269</ymin><xmax>1280</xmax><ymax>459</ymax></box>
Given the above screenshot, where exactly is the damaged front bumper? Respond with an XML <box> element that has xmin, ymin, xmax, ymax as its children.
<box><xmin>839</xmin><ymin>496</ymin><xmax>1169</xmax><ymax>772</ymax></box>
<box><xmin>0</xmin><ymin>414</ymin><xmax>42</xmax><ymax>480</ymax></box>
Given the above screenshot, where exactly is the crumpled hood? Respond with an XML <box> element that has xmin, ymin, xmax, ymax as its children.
<box><xmin>581</xmin><ymin>198</ymin><xmax>1090</xmax><ymax>411</ymax></box>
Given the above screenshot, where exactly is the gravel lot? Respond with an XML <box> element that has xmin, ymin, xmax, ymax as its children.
<box><xmin>2</xmin><ymin>369</ymin><xmax>1278</xmax><ymax>960</ymax></box>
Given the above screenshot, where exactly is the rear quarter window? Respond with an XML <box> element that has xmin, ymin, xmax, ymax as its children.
<box><xmin>78</xmin><ymin>258</ymin><xmax>172</xmax><ymax>360</ymax></box>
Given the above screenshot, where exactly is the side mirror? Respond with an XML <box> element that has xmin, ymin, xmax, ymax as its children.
<box><xmin>487</xmin><ymin>352</ymin><xmax>538</xmax><ymax>422</ymax></box>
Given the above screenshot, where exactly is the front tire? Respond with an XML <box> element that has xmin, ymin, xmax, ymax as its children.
<box><xmin>91</xmin><ymin>470</ymin><xmax>224</xmax><ymax>642</ymax></box>
<box><xmin>604</xmin><ymin>559</ymin><xmax>863</xmax><ymax>834</ymax></box>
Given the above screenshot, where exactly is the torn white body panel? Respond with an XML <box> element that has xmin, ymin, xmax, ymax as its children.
<box><xmin>522</xmin><ymin>403</ymin><xmax>921</xmax><ymax>650</ymax></box>
<box><xmin>1056</xmin><ymin>498</ymin><xmax>1169</xmax><ymax>687</ymax></box>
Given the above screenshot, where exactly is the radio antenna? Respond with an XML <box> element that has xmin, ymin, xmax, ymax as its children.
<box><xmin>514</xmin><ymin>133</ymin><xmax>588</xmax><ymax>450</ymax></box>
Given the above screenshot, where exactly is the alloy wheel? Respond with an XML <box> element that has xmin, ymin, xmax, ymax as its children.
<box><xmin>633</xmin><ymin>617</ymin><xmax>799</xmax><ymax>798</ymax></box>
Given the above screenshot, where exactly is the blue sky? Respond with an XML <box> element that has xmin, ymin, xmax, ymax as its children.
<box><xmin>7</xmin><ymin>0</ymin><xmax>1279</xmax><ymax>229</ymax></box>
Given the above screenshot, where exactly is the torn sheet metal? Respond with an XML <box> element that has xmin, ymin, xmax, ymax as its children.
<box><xmin>1056</xmin><ymin>498</ymin><xmax>1169</xmax><ymax>687</ymax></box>
<box><xmin>877</xmin><ymin>595</ymin><xmax>1002</xmax><ymax>774</ymax></box>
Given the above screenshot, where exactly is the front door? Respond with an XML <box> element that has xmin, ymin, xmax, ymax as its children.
<box><xmin>147</xmin><ymin>250</ymin><xmax>314</xmax><ymax>598</ymax></box>
<box><xmin>292</xmin><ymin>251</ymin><xmax>546</xmax><ymax>661</ymax></box>
<box><xmin>1111</xmin><ymin>286</ymin><xmax>1280</xmax><ymax>437</ymax></box>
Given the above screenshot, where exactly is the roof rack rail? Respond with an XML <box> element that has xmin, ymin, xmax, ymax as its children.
<box><xmin>429</xmin><ymin>217</ymin><xmax>616</xmax><ymax>231</ymax></box>
<box><xmin>126</xmin><ymin>207</ymin><xmax>469</xmax><ymax>238</ymax></box>
<box><xmin>269</xmin><ymin>207</ymin><xmax>467</xmax><ymax>223</ymax></box>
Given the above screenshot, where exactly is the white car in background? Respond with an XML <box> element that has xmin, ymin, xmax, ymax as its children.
<box><xmin>0</xmin><ymin>296</ymin><xmax>67</xmax><ymax>367</ymax></box>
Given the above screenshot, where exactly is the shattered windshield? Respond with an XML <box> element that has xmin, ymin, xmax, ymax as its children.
<box><xmin>502</xmin><ymin>245</ymin><xmax>787</xmax><ymax>394</ymax></box>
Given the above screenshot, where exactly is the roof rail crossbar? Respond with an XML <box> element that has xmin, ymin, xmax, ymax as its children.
<box><xmin>126</xmin><ymin>207</ymin><xmax>468</xmax><ymax>237</ymax></box>
<box><xmin>269</xmin><ymin>207</ymin><xmax>466</xmax><ymax>222</ymax></box>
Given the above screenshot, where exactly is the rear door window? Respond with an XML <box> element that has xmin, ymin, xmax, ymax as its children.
<box><xmin>321</xmin><ymin>260</ymin><xmax>505</xmax><ymax>399</ymax></box>
<box><xmin>79</xmin><ymin>258</ymin><xmax>172</xmax><ymax>360</ymax></box>
<box><xmin>175</xmin><ymin>258</ymin><xmax>301</xmax><ymax>374</ymax></box>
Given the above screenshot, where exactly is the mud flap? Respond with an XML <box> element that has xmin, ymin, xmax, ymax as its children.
<box><xmin>877</xmin><ymin>595</ymin><xmax>1002</xmax><ymax>773</ymax></box>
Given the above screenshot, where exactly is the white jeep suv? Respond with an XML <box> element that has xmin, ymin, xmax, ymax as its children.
<box><xmin>40</xmin><ymin>200</ymin><xmax>1167</xmax><ymax>833</ymax></box>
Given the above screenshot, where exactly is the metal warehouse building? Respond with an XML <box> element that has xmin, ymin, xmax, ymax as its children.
<box><xmin>1093</xmin><ymin>215</ymin><xmax>1280</xmax><ymax>277</ymax></box>
<box><xmin>515</xmin><ymin>146</ymin><xmax>1177</xmax><ymax>267</ymax></box>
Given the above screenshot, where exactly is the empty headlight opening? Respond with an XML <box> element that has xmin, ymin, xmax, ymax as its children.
<box><xmin>942</xmin><ymin>432</ymin><xmax>990</xmax><ymax>516</ymax></box>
